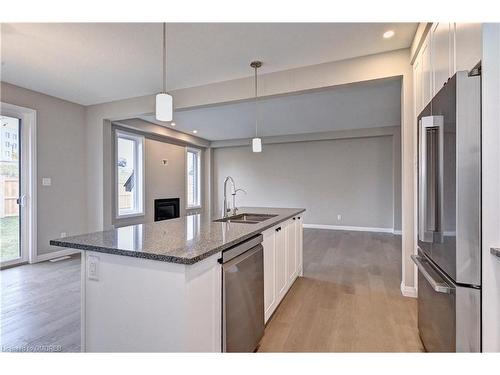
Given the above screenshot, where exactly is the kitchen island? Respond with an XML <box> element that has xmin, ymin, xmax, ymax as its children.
<box><xmin>50</xmin><ymin>207</ymin><xmax>305</xmax><ymax>352</ymax></box>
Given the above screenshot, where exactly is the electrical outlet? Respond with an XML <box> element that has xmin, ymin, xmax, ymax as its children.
<box><xmin>87</xmin><ymin>255</ymin><xmax>99</xmax><ymax>281</ymax></box>
<box><xmin>337</xmin><ymin>214</ymin><xmax>342</xmax><ymax>221</ymax></box>
<box><xmin>42</xmin><ymin>177</ymin><xmax>51</xmax><ymax>186</ymax></box>
<box><xmin>60</xmin><ymin>232</ymin><xmax>67</xmax><ymax>238</ymax></box>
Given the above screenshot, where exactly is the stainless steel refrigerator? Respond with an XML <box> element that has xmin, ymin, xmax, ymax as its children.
<box><xmin>413</xmin><ymin>70</ymin><xmax>481</xmax><ymax>352</ymax></box>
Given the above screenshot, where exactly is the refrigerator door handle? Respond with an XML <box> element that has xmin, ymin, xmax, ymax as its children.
<box><xmin>418</xmin><ymin>118</ymin><xmax>428</xmax><ymax>242</ymax></box>
<box><xmin>418</xmin><ymin>115</ymin><xmax>445</xmax><ymax>243</ymax></box>
<box><xmin>411</xmin><ymin>255</ymin><xmax>452</xmax><ymax>294</ymax></box>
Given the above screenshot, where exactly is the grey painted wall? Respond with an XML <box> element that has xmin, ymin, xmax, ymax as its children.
<box><xmin>1</xmin><ymin>82</ymin><xmax>87</xmax><ymax>255</ymax></box>
<box><xmin>213</xmin><ymin>133</ymin><xmax>401</xmax><ymax>230</ymax></box>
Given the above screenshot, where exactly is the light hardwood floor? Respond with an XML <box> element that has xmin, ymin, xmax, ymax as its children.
<box><xmin>258</xmin><ymin>229</ymin><xmax>424</xmax><ymax>352</ymax></box>
<box><xmin>0</xmin><ymin>229</ymin><xmax>423</xmax><ymax>352</ymax></box>
<box><xmin>0</xmin><ymin>254</ymin><xmax>81</xmax><ymax>352</ymax></box>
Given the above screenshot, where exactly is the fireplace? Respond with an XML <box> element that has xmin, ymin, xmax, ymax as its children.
<box><xmin>154</xmin><ymin>198</ymin><xmax>180</xmax><ymax>222</ymax></box>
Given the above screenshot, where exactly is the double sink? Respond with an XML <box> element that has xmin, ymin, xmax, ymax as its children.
<box><xmin>214</xmin><ymin>213</ymin><xmax>277</xmax><ymax>224</ymax></box>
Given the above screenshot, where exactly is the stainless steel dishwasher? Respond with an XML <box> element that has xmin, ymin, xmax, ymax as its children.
<box><xmin>221</xmin><ymin>234</ymin><xmax>264</xmax><ymax>352</ymax></box>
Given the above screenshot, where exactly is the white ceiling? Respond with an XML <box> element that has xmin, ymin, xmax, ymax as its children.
<box><xmin>1</xmin><ymin>23</ymin><xmax>417</xmax><ymax>105</ymax></box>
<box><xmin>138</xmin><ymin>77</ymin><xmax>402</xmax><ymax>141</ymax></box>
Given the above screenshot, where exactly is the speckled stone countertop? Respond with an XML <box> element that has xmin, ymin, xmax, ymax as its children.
<box><xmin>50</xmin><ymin>207</ymin><xmax>305</xmax><ymax>265</ymax></box>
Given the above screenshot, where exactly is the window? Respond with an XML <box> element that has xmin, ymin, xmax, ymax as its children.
<box><xmin>186</xmin><ymin>148</ymin><xmax>201</xmax><ymax>208</ymax></box>
<box><xmin>115</xmin><ymin>130</ymin><xmax>144</xmax><ymax>218</ymax></box>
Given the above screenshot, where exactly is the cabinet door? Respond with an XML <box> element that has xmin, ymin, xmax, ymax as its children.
<box><xmin>286</xmin><ymin>219</ymin><xmax>297</xmax><ymax>285</ymax></box>
<box><xmin>275</xmin><ymin>225</ymin><xmax>287</xmax><ymax>302</ymax></box>
<box><xmin>295</xmin><ymin>216</ymin><xmax>303</xmax><ymax>276</ymax></box>
<box><xmin>262</xmin><ymin>228</ymin><xmax>276</xmax><ymax>323</ymax></box>
<box><xmin>432</xmin><ymin>22</ymin><xmax>453</xmax><ymax>96</ymax></box>
<box><xmin>421</xmin><ymin>34</ymin><xmax>432</xmax><ymax>108</ymax></box>
<box><xmin>455</xmin><ymin>23</ymin><xmax>482</xmax><ymax>72</ymax></box>
<box><xmin>413</xmin><ymin>53</ymin><xmax>423</xmax><ymax>115</ymax></box>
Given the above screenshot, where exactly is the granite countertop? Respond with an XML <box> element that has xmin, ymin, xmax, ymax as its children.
<box><xmin>50</xmin><ymin>207</ymin><xmax>305</xmax><ymax>265</ymax></box>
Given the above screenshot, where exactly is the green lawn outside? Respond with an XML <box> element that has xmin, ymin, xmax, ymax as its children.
<box><xmin>1</xmin><ymin>216</ymin><xmax>20</xmax><ymax>262</ymax></box>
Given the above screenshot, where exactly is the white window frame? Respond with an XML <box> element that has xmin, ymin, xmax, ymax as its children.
<box><xmin>115</xmin><ymin>129</ymin><xmax>145</xmax><ymax>219</ymax></box>
<box><xmin>186</xmin><ymin>147</ymin><xmax>202</xmax><ymax>209</ymax></box>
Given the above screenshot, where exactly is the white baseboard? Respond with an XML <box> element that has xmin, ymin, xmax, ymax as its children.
<box><xmin>400</xmin><ymin>282</ymin><xmax>418</xmax><ymax>298</ymax></box>
<box><xmin>303</xmin><ymin>223</ymin><xmax>396</xmax><ymax>234</ymax></box>
<box><xmin>35</xmin><ymin>248</ymin><xmax>80</xmax><ymax>263</ymax></box>
<box><xmin>393</xmin><ymin>229</ymin><xmax>402</xmax><ymax>235</ymax></box>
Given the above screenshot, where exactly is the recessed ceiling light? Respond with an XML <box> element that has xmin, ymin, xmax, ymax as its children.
<box><xmin>171</xmin><ymin>122</ymin><xmax>176</xmax><ymax>126</ymax></box>
<box><xmin>192</xmin><ymin>130</ymin><xmax>198</xmax><ymax>134</ymax></box>
<box><xmin>383</xmin><ymin>30</ymin><xmax>395</xmax><ymax>39</ymax></box>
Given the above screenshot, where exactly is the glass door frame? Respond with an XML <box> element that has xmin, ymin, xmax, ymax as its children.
<box><xmin>0</xmin><ymin>102</ymin><xmax>37</xmax><ymax>268</ymax></box>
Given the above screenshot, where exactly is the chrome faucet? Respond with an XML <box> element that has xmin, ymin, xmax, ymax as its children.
<box><xmin>223</xmin><ymin>176</ymin><xmax>235</xmax><ymax>217</ymax></box>
<box><xmin>223</xmin><ymin>177</ymin><xmax>247</xmax><ymax>217</ymax></box>
<box><xmin>232</xmin><ymin>188</ymin><xmax>247</xmax><ymax>215</ymax></box>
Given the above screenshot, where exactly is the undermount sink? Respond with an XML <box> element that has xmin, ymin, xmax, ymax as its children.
<box><xmin>214</xmin><ymin>213</ymin><xmax>278</xmax><ymax>224</ymax></box>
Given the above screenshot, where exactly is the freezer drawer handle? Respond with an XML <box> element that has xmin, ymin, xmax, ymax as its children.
<box><xmin>411</xmin><ymin>255</ymin><xmax>452</xmax><ymax>294</ymax></box>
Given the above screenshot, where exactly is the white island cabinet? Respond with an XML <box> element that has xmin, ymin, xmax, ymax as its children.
<box><xmin>81</xmin><ymin>251</ymin><xmax>222</xmax><ymax>352</ymax></box>
<box><xmin>263</xmin><ymin>214</ymin><xmax>304</xmax><ymax>323</ymax></box>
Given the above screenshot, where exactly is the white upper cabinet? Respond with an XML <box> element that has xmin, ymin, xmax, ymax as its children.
<box><xmin>455</xmin><ymin>23</ymin><xmax>482</xmax><ymax>72</ymax></box>
<box><xmin>421</xmin><ymin>34</ymin><xmax>432</xmax><ymax>110</ymax></box>
<box><xmin>431</xmin><ymin>22</ymin><xmax>454</xmax><ymax>96</ymax></box>
<box><xmin>413</xmin><ymin>54</ymin><xmax>423</xmax><ymax>115</ymax></box>
<box><xmin>413</xmin><ymin>32</ymin><xmax>432</xmax><ymax>115</ymax></box>
<box><xmin>413</xmin><ymin>23</ymin><xmax>482</xmax><ymax>116</ymax></box>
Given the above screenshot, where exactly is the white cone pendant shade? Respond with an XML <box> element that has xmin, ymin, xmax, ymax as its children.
<box><xmin>156</xmin><ymin>93</ymin><xmax>173</xmax><ymax>121</ymax></box>
<box><xmin>252</xmin><ymin>137</ymin><xmax>262</xmax><ymax>153</ymax></box>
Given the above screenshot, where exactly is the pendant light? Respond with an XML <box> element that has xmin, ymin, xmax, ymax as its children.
<box><xmin>156</xmin><ymin>23</ymin><xmax>173</xmax><ymax>122</ymax></box>
<box><xmin>250</xmin><ymin>61</ymin><xmax>263</xmax><ymax>152</ymax></box>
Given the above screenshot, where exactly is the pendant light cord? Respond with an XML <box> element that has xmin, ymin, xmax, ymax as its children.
<box><xmin>254</xmin><ymin>64</ymin><xmax>258</xmax><ymax>138</ymax></box>
<box><xmin>162</xmin><ymin>22</ymin><xmax>167</xmax><ymax>94</ymax></box>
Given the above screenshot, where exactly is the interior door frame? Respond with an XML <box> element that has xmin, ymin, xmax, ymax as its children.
<box><xmin>0</xmin><ymin>102</ymin><xmax>37</xmax><ymax>267</ymax></box>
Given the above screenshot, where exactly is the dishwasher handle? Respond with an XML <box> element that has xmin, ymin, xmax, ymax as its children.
<box><xmin>411</xmin><ymin>255</ymin><xmax>452</xmax><ymax>294</ymax></box>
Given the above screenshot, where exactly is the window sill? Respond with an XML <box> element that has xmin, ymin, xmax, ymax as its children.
<box><xmin>116</xmin><ymin>211</ymin><xmax>145</xmax><ymax>220</ymax></box>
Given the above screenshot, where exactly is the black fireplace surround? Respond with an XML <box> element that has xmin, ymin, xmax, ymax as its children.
<box><xmin>154</xmin><ymin>198</ymin><xmax>180</xmax><ymax>222</ymax></box>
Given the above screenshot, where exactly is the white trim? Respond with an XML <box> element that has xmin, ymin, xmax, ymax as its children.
<box><xmin>393</xmin><ymin>230</ymin><xmax>403</xmax><ymax>235</ymax></box>
<box><xmin>400</xmin><ymin>281</ymin><xmax>418</xmax><ymax>298</ymax></box>
<box><xmin>35</xmin><ymin>248</ymin><xmax>80</xmax><ymax>263</ymax></box>
<box><xmin>303</xmin><ymin>223</ymin><xmax>395</xmax><ymax>234</ymax></box>
<box><xmin>0</xmin><ymin>102</ymin><xmax>37</xmax><ymax>266</ymax></box>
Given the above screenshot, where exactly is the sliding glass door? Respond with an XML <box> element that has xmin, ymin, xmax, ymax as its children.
<box><xmin>0</xmin><ymin>115</ymin><xmax>22</xmax><ymax>266</ymax></box>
